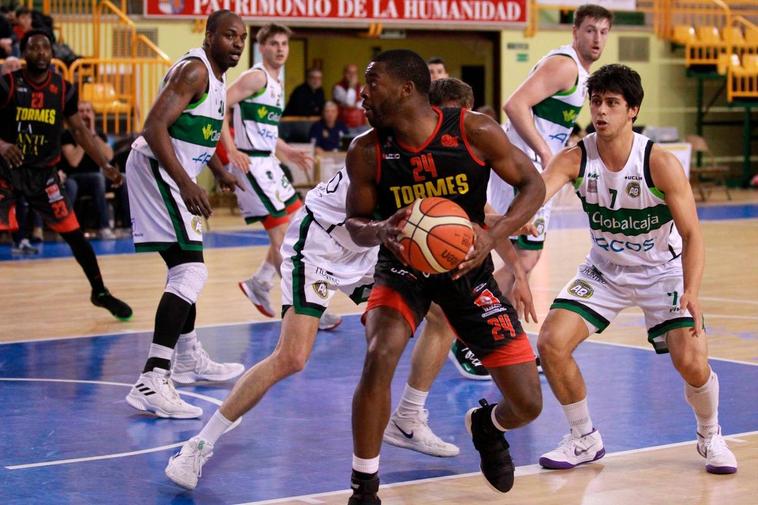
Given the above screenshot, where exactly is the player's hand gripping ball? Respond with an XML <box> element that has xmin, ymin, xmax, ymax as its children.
<box><xmin>398</xmin><ymin>197</ymin><xmax>474</xmax><ymax>274</ymax></box>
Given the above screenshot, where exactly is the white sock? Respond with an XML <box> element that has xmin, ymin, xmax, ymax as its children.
<box><xmin>563</xmin><ymin>398</ymin><xmax>594</xmax><ymax>437</ymax></box>
<box><xmin>197</xmin><ymin>410</ymin><xmax>233</xmax><ymax>445</ymax></box>
<box><xmin>685</xmin><ymin>368</ymin><xmax>719</xmax><ymax>437</ymax></box>
<box><xmin>352</xmin><ymin>454</ymin><xmax>380</xmax><ymax>475</ymax></box>
<box><xmin>491</xmin><ymin>407</ymin><xmax>507</xmax><ymax>432</ymax></box>
<box><xmin>254</xmin><ymin>261</ymin><xmax>277</xmax><ymax>285</ymax></box>
<box><xmin>396</xmin><ymin>384</ymin><xmax>428</xmax><ymax>418</ymax></box>
<box><xmin>147</xmin><ymin>343</ymin><xmax>173</xmax><ymax>363</ymax></box>
<box><xmin>176</xmin><ymin>330</ymin><xmax>198</xmax><ymax>356</ymax></box>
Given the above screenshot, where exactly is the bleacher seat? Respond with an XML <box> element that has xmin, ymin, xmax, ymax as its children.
<box><xmin>81</xmin><ymin>82</ymin><xmax>131</xmax><ymax>115</ymax></box>
<box><xmin>717</xmin><ymin>53</ymin><xmax>741</xmax><ymax>75</ymax></box>
<box><xmin>722</xmin><ymin>26</ymin><xmax>745</xmax><ymax>47</ymax></box>
<box><xmin>696</xmin><ymin>26</ymin><xmax>722</xmax><ymax>45</ymax></box>
<box><xmin>672</xmin><ymin>25</ymin><xmax>696</xmax><ymax>45</ymax></box>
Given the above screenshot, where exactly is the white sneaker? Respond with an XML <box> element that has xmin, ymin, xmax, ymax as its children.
<box><xmin>383</xmin><ymin>409</ymin><xmax>460</xmax><ymax>457</ymax></box>
<box><xmin>318</xmin><ymin>312</ymin><xmax>342</xmax><ymax>331</ymax></box>
<box><xmin>539</xmin><ymin>429</ymin><xmax>605</xmax><ymax>469</ymax></box>
<box><xmin>697</xmin><ymin>429</ymin><xmax>738</xmax><ymax>474</ymax></box>
<box><xmin>238</xmin><ymin>276</ymin><xmax>274</xmax><ymax>317</ymax></box>
<box><xmin>165</xmin><ymin>437</ymin><xmax>214</xmax><ymax>489</ymax></box>
<box><xmin>172</xmin><ymin>341</ymin><xmax>245</xmax><ymax>385</ymax></box>
<box><xmin>98</xmin><ymin>228</ymin><xmax>116</xmax><ymax>240</ymax></box>
<box><xmin>125</xmin><ymin>368</ymin><xmax>203</xmax><ymax>419</ymax></box>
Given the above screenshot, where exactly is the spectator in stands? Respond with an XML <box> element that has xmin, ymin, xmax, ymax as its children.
<box><xmin>12</xmin><ymin>7</ymin><xmax>31</xmax><ymax>45</ymax></box>
<box><xmin>427</xmin><ymin>57</ymin><xmax>449</xmax><ymax>81</ymax></box>
<box><xmin>0</xmin><ymin>7</ymin><xmax>12</xmax><ymax>58</ymax></box>
<box><xmin>308</xmin><ymin>100</ymin><xmax>348</xmax><ymax>154</ymax></box>
<box><xmin>61</xmin><ymin>101</ymin><xmax>129</xmax><ymax>239</ymax></box>
<box><xmin>476</xmin><ymin>104</ymin><xmax>498</xmax><ymax>121</ymax></box>
<box><xmin>332</xmin><ymin>63</ymin><xmax>365</xmax><ymax>130</ymax></box>
<box><xmin>283</xmin><ymin>67</ymin><xmax>325</xmax><ymax>117</ymax></box>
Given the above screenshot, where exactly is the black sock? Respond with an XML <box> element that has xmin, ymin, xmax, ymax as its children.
<box><xmin>351</xmin><ymin>470</ymin><xmax>378</xmax><ymax>481</ymax></box>
<box><xmin>142</xmin><ymin>292</ymin><xmax>192</xmax><ymax>373</ymax></box>
<box><xmin>182</xmin><ymin>304</ymin><xmax>196</xmax><ymax>335</ymax></box>
<box><xmin>143</xmin><ymin>357</ymin><xmax>171</xmax><ymax>373</ymax></box>
<box><xmin>60</xmin><ymin>229</ymin><xmax>106</xmax><ymax>293</ymax></box>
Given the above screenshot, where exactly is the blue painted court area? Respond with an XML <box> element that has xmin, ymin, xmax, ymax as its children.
<box><xmin>2</xmin><ymin>203</ymin><xmax>757</xmax><ymax>262</ymax></box>
<box><xmin>0</xmin><ymin>229</ymin><xmax>271</xmax><ymax>261</ymax></box>
<box><xmin>0</xmin><ymin>316</ymin><xmax>756</xmax><ymax>504</ymax></box>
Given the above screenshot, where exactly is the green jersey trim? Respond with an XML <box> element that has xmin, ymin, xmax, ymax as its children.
<box><xmin>168</xmin><ymin>113</ymin><xmax>222</xmax><ymax>148</ymax></box>
<box><xmin>239</xmin><ymin>101</ymin><xmax>283</xmax><ymax>126</ymax></box>
<box><xmin>551</xmin><ymin>299</ymin><xmax>610</xmax><ymax>333</ymax></box>
<box><xmin>149</xmin><ymin>159</ymin><xmax>203</xmax><ymax>251</ymax></box>
<box><xmin>186</xmin><ymin>92</ymin><xmax>208</xmax><ymax>110</ymax></box>
<box><xmin>532</xmin><ymin>96</ymin><xmax>582</xmax><ymax>128</ymax></box>
<box><xmin>579</xmin><ymin>196</ymin><xmax>673</xmax><ymax>237</ymax></box>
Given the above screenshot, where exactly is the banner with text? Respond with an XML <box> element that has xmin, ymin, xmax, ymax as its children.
<box><xmin>144</xmin><ymin>0</ymin><xmax>527</xmax><ymax>26</ymax></box>
<box><xmin>537</xmin><ymin>0</ymin><xmax>635</xmax><ymax>10</ymax></box>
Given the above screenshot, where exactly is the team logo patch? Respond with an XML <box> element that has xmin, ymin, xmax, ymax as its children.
<box><xmin>587</xmin><ymin>179</ymin><xmax>598</xmax><ymax>193</ymax></box>
<box><xmin>474</xmin><ymin>288</ymin><xmax>499</xmax><ymax>309</ymax></box>
<box><xmin>440</xmin><ymin>134</ymin><xmax>459</xmax><ymax>148</ymax></box>
<box><xmin>191</xmin><ymin>215</ymin><xmax>203</xmax><ymax>234</ymax></box>
<box><xmin>626</xmin><ymin>181</ymin><xmax>641</xmax><ymax>198</ymax></box>
<box><xmin>534</xmin><ymin>218</ymin><xmax>546</xmax><ymax>236</ymax></box>
<box><xmin>312</xmin><ymin>281</ymin><xmax>328</xmax><ymax>299</ymax></box>
<box><xmin>568</xmin><ymin>279</ymin><xmax>593</xmax><ymax>299</ymax></box>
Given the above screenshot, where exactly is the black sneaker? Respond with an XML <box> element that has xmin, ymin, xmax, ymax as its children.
<box><xmin>465</xmin><ymin>399</ymin><xmax>515</xmax><ymax>493</ymax></box>
<box><xmin>448</xmin><ymin>340</ymin><xmax>491</xmax><ymax>381</ymax></box>
<box><xmin>91</xmin><ymin>290</ymin><xmax>133</xmax><ymax>321</ymax></box>
<box><xmin>347</xmin><ymin>471</ymin><xmax>381</xmax><ymax>505</ymax></box>
<box><xmin>536</xmin><ymin>355</ymin><xmax>543</xmax><ymax>374</ymax></box>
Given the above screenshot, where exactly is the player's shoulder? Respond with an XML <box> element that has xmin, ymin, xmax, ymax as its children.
<box><xmin>170</xmin><ymin>58</ymin><xmax>209</xmax><ymax>87</ymax></box>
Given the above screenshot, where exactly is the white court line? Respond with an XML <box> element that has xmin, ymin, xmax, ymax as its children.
<box><xmin>0</xmin><ymin>377</ymin><xmax>240</xmax><ymax>470</ymax></box>
<box><xmin>234</xmin><ymin>431</ymin><xmax>758</xmax><ymax>505</ymax></box>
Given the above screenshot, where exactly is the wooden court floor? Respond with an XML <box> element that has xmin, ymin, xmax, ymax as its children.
<box><xmin>1</xmin><ymin>190</ymin><xmax>756</xmax><ymax>504</ymax></box>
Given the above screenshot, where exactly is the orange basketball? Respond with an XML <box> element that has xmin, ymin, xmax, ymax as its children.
<box><xmin>398</xmin><ymin>197</ymin><xmax>474</xmax><ymax>274</ymax></box>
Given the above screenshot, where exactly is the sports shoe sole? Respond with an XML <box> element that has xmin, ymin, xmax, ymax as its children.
<box><xmin>171</xmin><ymin>363</ymin><xmax>245</xmax><ymax>385</ymax></box>
<box><xmin>238</xmin><ymin>281</ymin><xmax>275</xmax><ymax>318</ymax></box>
<box><xmin>318</xmin><ymin>318</ymin><xmax>342</xmax><ymax>332</ymax></box>
<box><xmin>538</xmin><ymin>448</ymin><xmax>606</xmax><ymax>470</ymax></box>
<box><xmin>125</xmin><ymin>391</ymin><xmax>203</xmax><ymax>419</ymax></box>
<box><xmin>165</xmin><ymin>462</ymin><xmax>198</xmax><ymax>490</ymax></box>
<box><xmin>448</xmin><ymin>350</ymin><xmax>492</xmax><ymax>381</ymax></box>
<box><xmin>382</xmin><ymin>431</ymin><xmax>460</xmax><ymax>457</ymax></box>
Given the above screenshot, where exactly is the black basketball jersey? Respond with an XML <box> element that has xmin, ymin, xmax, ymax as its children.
<box><xmin>0</xmin><ymin>69</ymin><xmax>78</xmax><ymax>169</ymax></box>
<box><xmin>375</xmin><ymin>107</ymin><xmax>489</xmax><ymax>225</ymax></box>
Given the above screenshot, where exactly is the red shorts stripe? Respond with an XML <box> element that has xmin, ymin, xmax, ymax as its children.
<box><xmin>286</xmin><ymin>198</ymin><xmax>303</xmax><ymax>214</ymax></box>
<box><xmin>47</xmin><ymin>211</ymin><xmax>80</xmax><ymax>233</ymax></box>
<box><xmin>478</xmin><ymin>332</ymin><xmax>535</xmax><ymax>368</ymax></box>
<box><xmin>261</xmin><ymin>214</ymin><xmax>289</xmax><ymax>230</ymax></box>
<box><xmin>364</xmin><ymin>284</ymin><xmax>419</xmax><ymax>334</ymax></box>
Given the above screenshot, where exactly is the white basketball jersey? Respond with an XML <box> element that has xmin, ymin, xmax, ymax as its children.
<box><xmin>506</xmin><ymin>45</ymin><xmax>589</xmax><ymax>163</ymax></box>
<box><xmin>233</xmin><ymin>63</ymin><xmax>283</xmax><ymax>152</ymax></box>
<box><xmin>305</xmin><ymin>167</ymin><xmax>374</xmax><ymax>254</ymax></box>
<box><xmin>132</xmin><ymin>48</ymin><xmax>225</xmax><ymax>179</ymax></box>
<box><xmin>576</xmin><ymin>132</ymin><xmax>683</xmax><ymax>267</ymax></box>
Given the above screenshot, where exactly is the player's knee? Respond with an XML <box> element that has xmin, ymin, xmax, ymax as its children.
<box><xmin>165</xmin><ymin>262</ymin><xmax>208</xmax><ymax>304</ymax></box>
<box><xmin>672</xmin><ymin>351</ymin><xmax>709</xmax><ymax>384</ymax></box>
<box><xmin>273</xmin><ymin>348</ymin><xmax>309</xmax><ymax>377</ymax></box>
<box><xmin>537</xmin><ymin>330</ymin><xmax>569</xmax><ymax>362</ymax></box>
<box><xmin>517</xmin><ymin>393</ymin><xmax>543</xmax><ymax>422</ymax></box>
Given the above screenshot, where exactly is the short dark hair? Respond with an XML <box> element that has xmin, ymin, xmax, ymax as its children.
<box><xmin>574</xmin><ymin>4</ymin><xmax>613</xmax><ymax>28</ymax></box>
<box><xmin>15</xmin><ymin>6</ymin><xmax>31</xmax><ymax>17</ymax></box>
<box><xmin>256</xmin><ymin>23</ymin><xmax>292</xmax><ymax>45</ymax></box>
<box><xmin>20</xmin><ymin>29</ymin><xmax>53</xmax><ymax>53</ymax></box>
<box><xmin>429</xmin><ymin>78</ymin><xmax>473</xmax><ymax>109</ymax></box>
<box><xmin>587</xmin><ymin>64</ymin><xmax>644</xmax><ymax>121</ymax></box>
<box><xmin>206</xmin><ymin>9</ymin><xmax>238</xmax><ymax>34</ymax></box>
<box><xmin>373</xmin><ymin>49</ymin><xmax>431</xmax><ymax>96</ymax></box>
<box><xmin>427</xmin><ymin>57</ymin><xmax>446</xmax><ymax>67</ymax></box>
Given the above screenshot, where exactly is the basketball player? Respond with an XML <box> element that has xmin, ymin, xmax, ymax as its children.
<box><xmin>536</xmin><ymin>64</ymin><xmax>737</xmax><ymax>475</ymax></box>
<box><xmin>487</xmin><ymin>4</ymin><xmax>613</xmax><ymax>311</ymax></box>
<box><xmin>383</xmin><ymin>77</ymin><xmax>537</xmax><ymax>455</ymax></box>
<box><xmin>0</xmin><ymin>30</ymin><xmax>132</xmax><ymax>320</ymax></box>
<box><xmin>218</xmin><ymin>23</ymin><xmax>340</xmax><ymax>331</ymax></box>
<box><xmin>345</xmin><ymin>50</ymin><xmax>545</xmax><ymax>503</ymax></box>
<box><xmin>124</xmin><ymin>11</ymin><xmax>247</xmax><ymax>419</ymax></box>
<box><xmin>427</xmin><ymin>57</ymin><xmax>449</xmax><ymax>81</ymax></box>
<box><xmin>161</xmin><ymin>77</ymin><xmax>534</xmax><ymax>490</ymax></box>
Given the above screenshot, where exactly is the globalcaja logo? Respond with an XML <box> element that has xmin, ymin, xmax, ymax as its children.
<box><xmin>562</xmin><ymin>109</ymin><xmax>577</xmax><ymax>124</ymax></box>
<box><xmin>256</xmin><ymin>105</ymin><xmax>281</xmax><ymax>123</ymax></box>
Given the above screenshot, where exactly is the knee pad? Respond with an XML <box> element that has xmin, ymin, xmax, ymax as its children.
<box><xmin>165</xmin><ymin>262</ymin><xmax>208</xmax><ymax>304</ymax></box>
